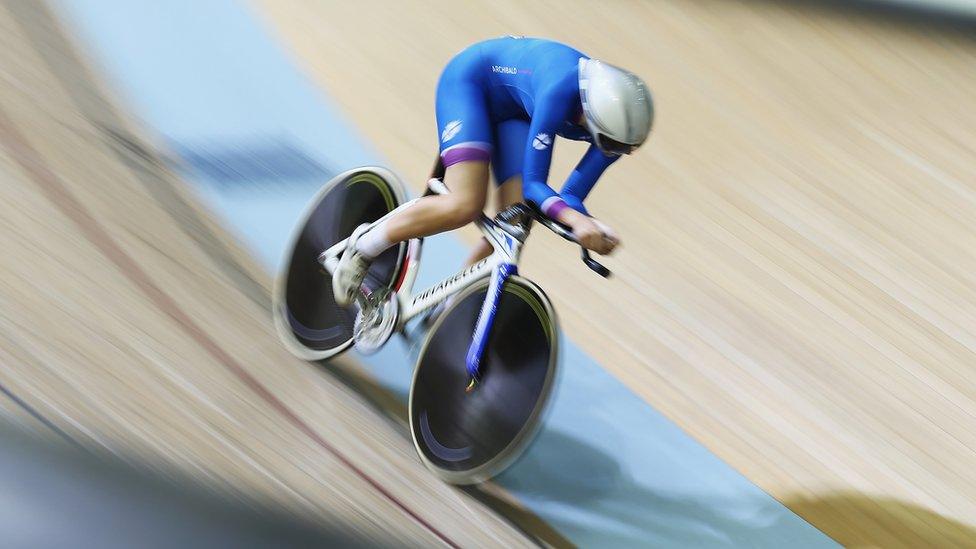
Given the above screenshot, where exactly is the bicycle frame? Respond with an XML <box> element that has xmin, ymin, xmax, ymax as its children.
<box><xmin>319</xmin><ymin>179</ymin><xmax>524</xmax><ymax>380</ymax></box>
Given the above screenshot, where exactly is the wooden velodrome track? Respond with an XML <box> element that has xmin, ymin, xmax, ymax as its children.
<box><xmin>255</xmin><ymin>1</ymin><xmax>976</xmax><ymax>547</ymax></box>
<box><xmin>0</xmin><ymin>2</ymin><xmax>539</xmax><ymax>546</ymax></box>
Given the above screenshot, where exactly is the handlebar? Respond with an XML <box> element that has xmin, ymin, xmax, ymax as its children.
<box><xmin>428</xmin><ymin>180</ymin><xmax>612</xmax><ymax>278</ymax></box>
<box><xmin>524</xmin><ymin>204</ymin><xmax>612</xmax><ymax>279</ymax></box>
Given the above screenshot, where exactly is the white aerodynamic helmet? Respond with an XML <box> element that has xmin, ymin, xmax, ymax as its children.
<box><xmin>578</xmin><ymin>58</ymin><xmax>654</xmax><ymax>155</ymax></box>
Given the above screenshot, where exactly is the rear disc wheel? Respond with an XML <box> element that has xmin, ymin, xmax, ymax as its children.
<box><xmin>273</xmin><ymin>167</ymin><xmax>407</xmax><ymax>360</ymax></box>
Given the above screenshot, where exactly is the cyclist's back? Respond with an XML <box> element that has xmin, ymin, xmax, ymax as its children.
<box><xmin>447</xmin><ymin>36</ymin><xmax>585</xmax><ymax>123</ymax></box>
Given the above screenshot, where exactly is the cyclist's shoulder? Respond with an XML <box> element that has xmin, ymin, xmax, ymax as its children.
<box><xmin>477</xmin><ymin>36</ymin><xmax>585</xmax><ymax>61</ymax></box>
<box><xmin>533</xmin><ymin>63</ymin><xmax>580</xmax><ymax>106</ymax></box>
<box><xmin>531</xmin><ymin>39</ymin><xmax>586</xmax><ymax>90</ymax></box>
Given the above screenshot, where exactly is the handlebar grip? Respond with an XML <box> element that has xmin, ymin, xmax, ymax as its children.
<box><xmin>514</xmin><ymin>201</ymin><xmax>614</xmax><ymax>277</ymax></box>
<box><xmin>547</xmin><ymin>219</ymin><xmax>576</xmax><ymax>243</ymax></box>
<box><xmin>581</xmin><ymin>250</ymin><xmax>612</xmax><ymax>278</ymax></box>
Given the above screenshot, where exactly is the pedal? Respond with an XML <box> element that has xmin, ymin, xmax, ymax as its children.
<box><xmin>353</xmin><ymin>287</ymin><xmax>399</xmax><ymax>354</ymax></box>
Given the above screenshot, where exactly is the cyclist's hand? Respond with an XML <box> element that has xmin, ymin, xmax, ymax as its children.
<box><xmin>591</xmin><ymin>218</ymin><xmax>620</xmax><ymax>251</ymax></box>
<box><xmin>561</xmin><ymin>210</ymin><xmax>619</xmax><ymax>255</ymax></box>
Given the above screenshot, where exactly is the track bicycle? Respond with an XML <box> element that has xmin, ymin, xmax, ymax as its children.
<box><xmin>273</xmin><ymin>166</ymin><xmax>610</xmax><ymax>483</ymax></box>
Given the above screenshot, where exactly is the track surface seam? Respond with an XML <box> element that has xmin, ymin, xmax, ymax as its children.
<box><xmin>0</xmin><ymin>378</ymin><xmax>81</xmax><ymax>449</ymax></box>
<box><xmin>0</xmin><ymin>103</ymin><xmax>460</xmax><ymax>549</ymax></box>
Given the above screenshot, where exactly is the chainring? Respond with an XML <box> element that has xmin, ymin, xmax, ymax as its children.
<box><xmin>353</xmin><ymin>287</ymin><xmax>399</xmax><ymax>354</ymax></box>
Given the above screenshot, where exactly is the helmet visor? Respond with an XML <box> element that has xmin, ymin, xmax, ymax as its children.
<box><xmin>595</xmin><ymin>134</ymin><xmax>637</xmax><ymax>156</ymax></box>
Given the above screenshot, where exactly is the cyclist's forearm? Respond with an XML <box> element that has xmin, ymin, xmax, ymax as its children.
<box><xmin>560</xmin><ymin>194</ymin><xmax>589</xmax><ymax>216</ymax></box>
<box><xmin>563</xmin><ymin>144</ymin><xmax>618</xmax><ymax>201</ymax></box>
<box><xmin>523</xmin><ymin>178</ymin><xmax>562</xmax><ymax>216</ymax></box>
<box><xmin>555</xmin><ymin>205</ymin><xmax>587</xmax><ymax>227</ymax></box>
<box><xmin>526</xmin><ymin>183</ymin><xmax>590</xmax><ymax>221</ymax></box>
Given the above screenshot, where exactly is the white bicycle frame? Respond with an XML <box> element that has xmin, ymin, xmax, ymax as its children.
<box><xmin>319</xmin><ymin>179</ymin><xmax>525</xmax><ymax>379</ymax></box>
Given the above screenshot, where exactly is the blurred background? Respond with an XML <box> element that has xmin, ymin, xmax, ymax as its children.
<box><xmin>1</xmin><ymin>0</ymin><xmax>974</xmax><ymax>546</ymax></box>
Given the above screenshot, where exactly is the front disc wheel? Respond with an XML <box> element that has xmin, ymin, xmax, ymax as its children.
<box><xmin>409</xmin><ymin>276</ymin><xmax>559</xmax><ymax>484</ymax></box>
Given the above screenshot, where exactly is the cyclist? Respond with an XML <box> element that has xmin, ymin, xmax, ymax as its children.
<box><xmin>333</xmin><ymin>36</ymin><xmax>653</xmax><ymax>306</ymax></box>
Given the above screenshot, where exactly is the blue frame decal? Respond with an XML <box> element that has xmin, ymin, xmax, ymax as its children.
<box><xmin>465</xmin><ymin>262</ymin><xmax>517</xmax><ymax>379</ymax></box>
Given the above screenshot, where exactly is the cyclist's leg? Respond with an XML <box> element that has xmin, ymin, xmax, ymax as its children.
<box><xmin>333</xmin><ymin>51</ymin><xmax>493</xmax><ymax>304</ymax></box>
<box><xmin>491</xmin><ymin>118</ymin><xmax>528</xmax><ymax>210</ymax></box>
<box><xmin>382</xmin><ymin>160</ymin><xmax>489</xmax><ymax>242</ymax></box>
<box><xmin>365</xmin><ymin>48</ymin><xmax>492</xmax><ymax>246</ymax></box>
<box><xmin>464</xmin><ymin>118</ymin><xmax>528</xmax><ymax>266</ymax></box>
<box><xmin>496</xmin><ymin>175</ymin><xmax>523</xmax><ymax>210</ymax></box>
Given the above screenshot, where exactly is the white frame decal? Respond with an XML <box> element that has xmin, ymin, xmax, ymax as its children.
<box><xmin>318</xmin><ymin>179</ymin><xmax>523</xmax><ymax>331</ymax></box>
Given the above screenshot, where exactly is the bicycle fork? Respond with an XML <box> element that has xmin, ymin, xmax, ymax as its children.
<box><xmin>464</xmin><ymin>262</ymin><xmax>516</xmax><ymax>391</ymax></box>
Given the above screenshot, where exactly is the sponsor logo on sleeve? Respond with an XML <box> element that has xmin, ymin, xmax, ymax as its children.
<box><xmin>441</xmin><ymin>120</ymin><xmax>463</xmax><ymax>143</ymax></box>
<box><xmin>532</xmin><ymin>133</ymin><xmax>552</xmax><ymax>150</ymax></box>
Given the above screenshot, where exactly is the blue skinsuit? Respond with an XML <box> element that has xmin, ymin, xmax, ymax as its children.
<box><xmin>435</xmin><ymin>36</ymin><xmax>619</xmax><ymax>217</ymax></box>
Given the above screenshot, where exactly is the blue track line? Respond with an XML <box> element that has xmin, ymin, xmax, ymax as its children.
<box><xmin>0</xmin><ymin>380</ymin><xmax>80</xmax><ymax>449</ymax></box>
